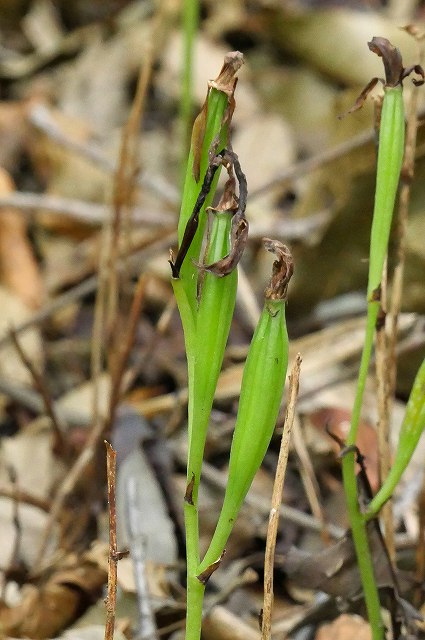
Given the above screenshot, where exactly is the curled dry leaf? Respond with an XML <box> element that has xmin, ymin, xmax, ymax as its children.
<box><xmin>263</xmin><ymin>239</ymin><xmax>294</xmax><ymax>301</ymax></box>
<box><xmin>0</xmin><ymin>558</ymin><xmax>106</xmax><ymax>638</ymax></box>
<box><xmin>208</xmin><ymin>51</ymin><xmax>244</xmax><ymax>96</ymax></box>
<box><xmin>0</xmin><ymin>168</ymin><xmax>44</xmax><ymax>308</ymax></box>
<box><xmin>285</xmin><ymin>522</ymin><xmax>394</xmax><ymax>601</ymax></box>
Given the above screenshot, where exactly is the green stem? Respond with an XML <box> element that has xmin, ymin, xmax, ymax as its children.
<box><xmin>342</xmin><ymin>456</ymin><xmax>384</xmax><ymax>638</ymax></box>
<box><xmin>185</xmin><ymin>574</ymin><xmax>205</xmax><ymax>640</ymax></box>
<box><xmin>180</xmin><ymin>0</ymin><xmax>199</xmax><ymax>164</ymax></box>
<box><xmin>342</xmin><ymin>301</ymin><xmax>383</xmax><ymax>640</ymax></box>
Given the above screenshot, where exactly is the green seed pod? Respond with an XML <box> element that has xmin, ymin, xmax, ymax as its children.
<box><xmin>368</xmin><ymin>83</ymin><xmax>404</xmax><ymax>297</ymax></box>
<box><xmin>365</xmin><ymin>357</ymin><xmax>425</xmax><ymax>519</ymax></box>
<box><xmin>185</xmin><ymin>157</ymin><xmax>247</xmax><ymax>493</ymax></box>
<box><xmin>187</xmin><ymin>208</ymin><xmax>238</xmax><ymax>489</ymax></box>
<box><xmin>198</xmin><ymin>240</ymin><xmax>293</xmax><ymax>574</ymax></box>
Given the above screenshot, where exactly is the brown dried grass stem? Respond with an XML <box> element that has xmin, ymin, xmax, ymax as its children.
<box><xmin>262</xmin><ymin>353</ymin><xmax>301</xmax><ymax>640</ymax></box>
<box><xmin>292</xmin><ymin>414</ymin><xmax>329</xmax><ymax>545</ymax></box>
<box><xmin>10</xmin><ymin>328</ymin><xmax>68</xmax><ymax>457</ymax></box>
<box><xmin>104</xmin><ymin>441</ymin><xmax>118</xmax><ymax>640</ymax></box>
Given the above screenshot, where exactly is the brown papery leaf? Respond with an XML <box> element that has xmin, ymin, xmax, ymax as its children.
<box><xmin>191</xmin><ymin>93</ymin><xmax>208</xmax><ymax>182</ymax></box>
<box><xmin>0</xmin><ymin>168</ymin><xmax>44</xmax><ymax>308</ymax></box>
<box><xmin>285</xmin><ymin>522</ymin><xmax>394</xmax><ymax>600</ymax></box>
<box><xmin>209</xmin><ymin>51</ymin><xmax>244</xmax><ymax>96</ymax></box>
<box><xmin>0</xmin><ymin>559</ymin><xmax>106</xmax><ymax>638</ymax></box>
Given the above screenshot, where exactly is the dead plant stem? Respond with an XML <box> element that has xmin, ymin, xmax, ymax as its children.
<box><xmin>262</xmin><ymin>354</ymin><xmax>301</xmax><ymax>640</ymax></box>
<box><xmin>10</xmin><ymin>329</ymin><xmax>68</xmax><ymax>457</ymax></box>
<box><xmin>104</xmin><ymin>441</ymin><xmax>118</xmax><ymax>640</ymax></box>
<box><xmin>292</xmin><ymin>413</ymin><xmax>329</xmax><ymax>545</ymax></box>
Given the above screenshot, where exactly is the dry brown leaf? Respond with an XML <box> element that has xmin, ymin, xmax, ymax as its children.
<box><xmin>0</xmin><ymin>100</ymin><xmax>28</xmax><ymax>171</ymax></box>
<box><xmin>285</xmin><ymin>522</ymin><xmax>394</xmax><ymax>601</ymax></box>
<box><xmin>0</xmin><ymin>423</ymin><xmax>66</xmax><ymax>569</ymax></box>
<box><xmin>0</xmin><ymin>286</ymin><xmax>43</xmax><ymax>385</ymax></box>
<box><xmin>315</xmin><ymin>613</ymin><xmax>371</xmax><ymax>640</ymax></box>
<box><xmin>0</xmin><ymin>168</ymin><xmax>44</xmax><ymax>308</ymax></box>
<box><xmin>0</xmin><ymin>559</ymin><xmax>106</xmax><ymax>638</ymax></box>
<box><xmin>308</xmin><ymin>406</ymin><xmax>379</xmax><ymax>492</ymax></box>
<box><xmin>203</xmin><ymin>605</ymin><xmax>260</xmax><ymax>640</ymax></box>
<box><xmin>27</xmin><ymin>105</ymin><xmax>108</xmax><ymax>234</ymax></box>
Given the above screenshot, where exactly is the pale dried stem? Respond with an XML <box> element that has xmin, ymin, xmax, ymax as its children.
<box><xmin>0</xmin><ymin>192</ymin><xmax>174</xmax><ymax>226</ymax></box>
<box><xmin>107</xmin><ymin>32</ymin><xmax>155</xmax><ymax>333</ymax></box>
<box><xmin>28</xmin><ymin>103</ymin><xmax>179</xmax><ymax>208</ymax></box>
<box><xmin>292</xmin><ymin>414</ymin><xmax>330</xmax><ymax>545</ymax></box>
<box><xmin>125</xmin><ymin>475</ymin><xmax>159</xmax><ymax>640</ymax></box>
<box><xmin>10</xmin><ymin>329</ymin><xmax>68</xmax><ymax>456</ymax></box>
<box><xmin>33</xmin><ymin>274</ymin><xmax>147</xmax><ymax>569</ymax></box>
<box><xmin>262</xmin><ymin>354</ymin><xmax>301</xmax><ymax>640</ymax></box>
<box><xmin>0</xmin><ymin>485</ymin><xmax>50</xmax><ymax>512</ymax></box>
<box><xmin>250</xmin><ymin>105</ymin><xmax>425</xmax><ymax>202</ymax></box>
<box><xmin>104</xmin><ymin>441</ymin><xmax>118</xmax><ymax>640</ymax></box>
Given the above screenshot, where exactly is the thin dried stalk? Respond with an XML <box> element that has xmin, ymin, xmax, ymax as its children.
<box><xmin>292</xmin><ymin>414</ymin><xmax>329</xmax><ymax>544</ymax></box>
<box><xmin>126</xmin><ymin>474</ymin><xmax>159</xmax><ymax>640</ymax></box>
<box><xmin>10</xmin><ymin>329</ymin><xmax>67</xmax><ymax>457</ymax></box>
<box><xmin>33</xmin><ymin>274</ymin><xmax>147</xmax><ymax>569</ymax></box>
<box><xmin>104</xmin><ymin>441</ymin><xmax>118</xmax><ymax>640</ymax></box>
<box><xmin>262</xmin><ymin>354</ymin><xmax>301</xmax><ymax>640</ymax></box>
<box><xmin>0</xmin><ymin>485</ymin><xmax>50</xmax><ymax>512</ymax></box>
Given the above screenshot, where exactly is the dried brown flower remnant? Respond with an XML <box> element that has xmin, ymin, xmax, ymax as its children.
<box><xmin>199</xmin><ymin>149</ymin><xmax>249</xmax><ymax>277</ymax></box>
<box><xmin>191</xmin><ymin>52</ymin><xmax>243</xmax><ymax>181</ymax></box>
<box><xmin>368</xmin><ymin>37</ymin><xmax>404</xmax><ymax>87</ymax></box>
<box><xmin>368</xmin><ymin>36</ymin><xmax>424</xmax><ymax>87</ymax></box>
<box><xmin>209</xmin><ymin>51</ymin><xmax>244</xmax><ymax>96</ymax></box>
<box><xmin>263</xmin><ymin>239</ymin><xmax>293</xmax><ymax>301</ymax></box>
<box><xmin>340</xmin><ymin>37</ymin><xmax>425</xmax><ymax>118</ymax></box>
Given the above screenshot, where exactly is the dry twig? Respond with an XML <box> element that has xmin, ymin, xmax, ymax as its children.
<box><xmin>9</xmin><ymin>329</ymin><xmax>68</xmax><ymax>456</ymax></box>
<box><xmin>104</xmin><ymin>441</ymin><xmax>118</xmax><ymax>640</ymax></box>
<box><xmin>262</xmin><ymin>353</ymin><xmax>301</xmax><ymax>640</ymax></box>
<box><xmin>292</xmin><ymin>413</ymin><xmax>329</xmax><ymax>544</ymax></box>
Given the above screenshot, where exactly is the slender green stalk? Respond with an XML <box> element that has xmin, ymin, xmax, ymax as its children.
<box><xmin>172</xmin><ymin>54</ymin><xmax>244</xmax><ymax>640</ymax></box>
<box><xmin>180</xmin><ymin>0</ymin><xmax>199</xmax><ymax>161</ymax></box>
<box><xmin>342</xmin><ymin>39</ymin><xmax>407</xmax><ymax>640</ymax></box>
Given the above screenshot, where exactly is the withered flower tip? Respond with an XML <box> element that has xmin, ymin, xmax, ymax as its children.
<box><xmin>368</xmin><ymin>37</ymin><xmax>403</xmax><ymax>87</ymax></box>
<box><xmin>263</xmin><ymin>239</ymin><xmax>293</xmax><ymax>301</ymax></box>
<box><xmin>368</xmin><ymin>36</ymin><xmax>424</xmax><ymax>87</ymax></box>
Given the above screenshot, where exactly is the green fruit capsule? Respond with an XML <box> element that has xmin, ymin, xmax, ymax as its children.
<box><xmin>368</xmin><ymin>83</ymin><xmax>404</xmax><ymax>298</ymax></box>
<box><xmin>198</xmin><ymin>240</ymin><xmax>293</xmax><ymax>574</ymax></box>
<box><xmin>187</xmin><ymin>208</ymin><xmax>238</xmax><ymax>490</ymax></box>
